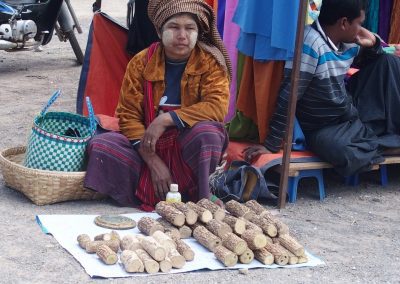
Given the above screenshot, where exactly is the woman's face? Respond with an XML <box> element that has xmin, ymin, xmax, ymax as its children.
<box><xmin>161</xmin><ymin>14</ymin><xmax>199</xmax><ymax>61</ymax></box>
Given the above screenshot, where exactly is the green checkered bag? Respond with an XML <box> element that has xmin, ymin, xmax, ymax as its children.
<box><xmin>24</xmin><ymin>90</ymin><xmax>96</xmax><ymax>172</ymax></box>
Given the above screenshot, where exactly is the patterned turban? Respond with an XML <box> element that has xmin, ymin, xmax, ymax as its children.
<box><xmin>148</xmin><ymin>0</ymin><xmax>232</xmax><ymax>79</ymax></box>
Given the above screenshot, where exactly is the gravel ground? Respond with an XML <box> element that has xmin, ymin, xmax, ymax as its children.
<box><xmin>0</xmin><ymin>1</ymin><xmax>399</xmax><ymax>283</ymax></box>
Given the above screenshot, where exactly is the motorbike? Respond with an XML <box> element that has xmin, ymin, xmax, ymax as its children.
<box><xmin>0</xmin><ymin>0</ymin><xmax>84</xmax><ymax>64</ymax></box>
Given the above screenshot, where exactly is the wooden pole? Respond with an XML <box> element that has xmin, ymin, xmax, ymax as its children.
<box><xmin>278</xmin><ymin>0</ymin><xmax>309</xmax><ymax>209</ymax></box>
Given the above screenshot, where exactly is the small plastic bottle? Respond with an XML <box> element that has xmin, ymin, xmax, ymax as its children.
<box><xmin>166</xmin><ymin>183</ymin><xmax>181</xmax><ymax>203</ymax></box>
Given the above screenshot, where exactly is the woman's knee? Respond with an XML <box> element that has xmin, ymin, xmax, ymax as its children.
<box><xmin>188</xmin><ymin>121</ymin><xmax>228</xmax><ymax>147</ymax></box>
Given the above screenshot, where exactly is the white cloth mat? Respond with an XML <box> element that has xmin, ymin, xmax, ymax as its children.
<box><xmin>36</xmin><ymin>213</ymin><xmax>324</xmax><ymax>278</ymax></box>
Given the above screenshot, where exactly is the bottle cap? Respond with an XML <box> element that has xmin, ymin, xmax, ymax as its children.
<box><xmin>170</xmin><ymin>184</ymin><xmax>178</xmax><ymax>192</ymax></box>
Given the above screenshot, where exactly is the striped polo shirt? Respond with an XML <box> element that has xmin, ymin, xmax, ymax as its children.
<box><xmin>264</xmin><ymin>21</ymin><xmax>361</xmax><ymax>152</ymax></box>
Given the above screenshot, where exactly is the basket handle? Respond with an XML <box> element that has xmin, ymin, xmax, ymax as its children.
<box><xmin>85</xmin><ymin>97</ymin><xmax>96</xmax><ymax>135</ymax></box>
<box><xmin>40</xmin><ymin>89</ymin><xmax>62</xmax><ymax>116</ymax></box>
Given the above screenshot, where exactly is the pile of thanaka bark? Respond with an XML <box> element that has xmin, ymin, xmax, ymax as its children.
<box><xmin>76</xmin><ymin>198</ymin><xmax>308</xmax><ymax>274</ymax></box>
<box><xmin>154</xmin><ymin>199</ymin><xmax>308</xmax><ymax>267</ymax></box>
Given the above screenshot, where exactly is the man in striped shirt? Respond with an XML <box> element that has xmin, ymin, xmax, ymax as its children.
<box><xmin>244</xmin><ymin>0</ymin><xmax>400</xmax><ymax>176</ymax></box>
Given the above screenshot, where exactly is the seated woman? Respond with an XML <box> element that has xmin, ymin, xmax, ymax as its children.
<box><xmin>84</xmin><ymin>0</ymin><xmax>231</xmax><ymax>209</ymax></box>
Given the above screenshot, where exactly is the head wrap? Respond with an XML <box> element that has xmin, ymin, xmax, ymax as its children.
<box><xmin>148</xmin><ymin>0</ymin><xmax>232</xmax><ymax>79</ymax></box>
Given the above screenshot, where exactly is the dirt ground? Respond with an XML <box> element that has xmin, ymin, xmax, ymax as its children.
<box><xmin>0</xmin><ymin>1</ymin><xmax>399</xmax><ymax>283</ymax></box>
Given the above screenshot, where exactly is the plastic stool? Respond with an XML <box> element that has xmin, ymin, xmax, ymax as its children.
<box><xmin>287</xmin><ymin>169</ymin><xmax>326</xmax><ymax>203</ymax></box>
<box><xmin>344</xmin><ymin>165</ymin><xmax>388</xmax><ymax>186</ymax></box>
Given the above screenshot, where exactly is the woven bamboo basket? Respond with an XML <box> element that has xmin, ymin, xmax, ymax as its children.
<box><xmin>0</xmin><ymin>146</ymin><xmax>105</xmax><ymax>205</ymax></box>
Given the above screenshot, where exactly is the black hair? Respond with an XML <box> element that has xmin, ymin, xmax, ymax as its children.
<box><xmin>318</xmin><ymin>0</ymin><xmax>366</xmax><ymax>26</ymax></box>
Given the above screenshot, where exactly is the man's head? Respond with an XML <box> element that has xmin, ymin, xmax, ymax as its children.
<box><xmin>318</xmin><ymin>0</ymin><xmax>366</xmax><ymax>43</ymax></box>
<box><xmin>160</xmin><ymin>13</ymin><xmax>199</xmax><ymax>61</ymax></box>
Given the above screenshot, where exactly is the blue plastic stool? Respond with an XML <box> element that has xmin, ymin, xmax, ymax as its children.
<box><xmin>287</xmin><ymin>169</ymin><xmax>326</xmax><ymax>203</ymax></box>
<box><xmin>344</xmin><ymin>165</ymin><xmax>388</xmax><ymax>186</ymax></box>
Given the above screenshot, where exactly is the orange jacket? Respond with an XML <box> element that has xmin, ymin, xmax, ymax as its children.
<box><xmin>116</xmin><ymin>44</ymin><xmax>230</xmax><ymax>140</ymax></box>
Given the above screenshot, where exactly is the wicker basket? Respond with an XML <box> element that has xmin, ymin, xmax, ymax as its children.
<box><xmin>0</xmin><ymin>146</ymin><xmax>105</xmax><ymax>205</ymax></box>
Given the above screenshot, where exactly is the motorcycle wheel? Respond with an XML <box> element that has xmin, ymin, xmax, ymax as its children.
<box><xmin>66</xmin><ymin>30</ymin><xmax>84</xmax><ymax>65</ymax></box>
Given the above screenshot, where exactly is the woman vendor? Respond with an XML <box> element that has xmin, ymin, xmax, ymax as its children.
<box><xmin>84</xmin><ymin>0</ymin><xmax>231</xmax><ymax>209</ymax></box>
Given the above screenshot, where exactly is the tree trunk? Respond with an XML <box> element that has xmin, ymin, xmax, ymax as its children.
<box><xmin>214</xmin><ymin>245</ymin><xmax>238</xmax><ymax>267</ymax></box>
<box><xmin>138</xmin><ymin>216</ymin><xmax>164</xmax><ymax>236</ymax></box>
<box><xmin>254</xmin><ymin>247</ymin><xmax>274</xmax><ymax>265</ymax></box>
<box><xmin>223</xmin><ymin>215</ymin><xmax>246</xmax><ymax>235</ymax></box>
<box><xmin>241</xmin><ymin>229</ymin><xmax>267</xmax><ymax>250</ymax></box>
<box><xmin>197</xmin><ymin>198</ymin><xmax>226</xmax><ymax>221</ymax></box>
<box><xmin>135</xmin><ymin>248</ymin><xmax>160</xmax><ymax>274</ymax></box>
<box><xmin>121</xmin><ymin>250</ymin><xmax>144</xmax><ymax>273</ymax></box>
<box><xmin>192</xmin><ymin>225</ymin><xmax>222</xmax><ymax>252</ymax></box>
<box><xmin>186</xmin><ymin>201</ymin><xmax>213</xmax><ymax>223</ymax></box>
<box><xmin>225</xmin><ymin>200</ymin><xmax>253</xmax><ymax>219</ymax></box>
<box><xmin>206</xmin><ymin>219</ymin><xmax>232</xmax><ymax>238</ymax></box>
<box><xmin>222</xmin><ymin>232</ymin><xmax>248</xmax><ymax>255</ymax></box>
<box><xmin>171</xmin><ymin>202</ymin><xmax>198</xmax><ymax>225</ymax></box>
<box><xmin>155</xmin><ymin>201</ymin><xmax>186</xmax><ymax>227</ymax></box>
<box><xmin>96</xmin><ymin>244</ymin><xmax>118</xmax><ymax>265</ymax></box>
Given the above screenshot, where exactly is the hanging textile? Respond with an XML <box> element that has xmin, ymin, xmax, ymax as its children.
<box><xmin>389</xmin><ymin>0</ymin><xmax>400</xmax><ymax>43</ymax></box>
<box><xmin>217</xmin><ymin>0</ymin><xmax>226</xmax><ymax>38</ymax></box>
<box><xmin>229</xmin><ymin>57</ymin><xmax>284</xmax><ymax>143</ymax></box>
<box><xmin>222</xmin><ymin>0</ymin><xmax>240</xmax><ymax>122</ymax></box>
<box><xmin>364</xmin><ymin>0</ymin><xmax>379</xmax><ymax>33</ymax></box>
<box><xmin>306</xmin><ymin>0</ymin><xmax>322</xmax><ymax>24</ymax></box>
<box><xmin>378</xmin><ymin>0</ymin><xmax>393</xmax><ymax>42</ymax></box>
<box><xmin>233</xmin><ymin>0</ymin><xmax>300</xmax><ymax>61</ymax></box>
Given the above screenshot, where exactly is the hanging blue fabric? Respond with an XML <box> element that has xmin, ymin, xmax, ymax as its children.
<box><xmin>217</xmin><ymin>0</ymin><xmax>226</xmax><ymax>38</ymax></box>
<box><xmin>364</xmin><ymin>0</ymin><xmax>379</xmax><ymax>33</ymax></box>
<box><xmin>233</xmin><ymin>0</ymin><xmax>300</xmax><ymax>61</ymax></box>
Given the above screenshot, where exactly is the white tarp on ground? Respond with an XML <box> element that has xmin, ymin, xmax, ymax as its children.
<box><xmin>36</xmin><ymin>213</ymin><xmax>325</xmax><ymax>278</ymax></box>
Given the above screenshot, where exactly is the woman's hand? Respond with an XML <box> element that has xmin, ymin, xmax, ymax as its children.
<box><xmin>242</xmin><ymin>145</ymin><xmax>271</xmax><ymax>163</ymax></box>
<box><xmin>141</xmin><ymin>113</ymin><xmax>173</xmax><ymax>153</ymax></box>
<box><xmin>355</xmin><ymin>27</ymin><xmax>376</xmax><ymax>48</ymax></box>
<box><xmin>138</xmin><ymin>148</ymin><xmax>172</xmax><ymax>200</ymax></box>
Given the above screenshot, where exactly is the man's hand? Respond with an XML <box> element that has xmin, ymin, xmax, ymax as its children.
<box><xmin>242</xmin><ymin>145</ymin><xmax>271</xmax><ymax>163</ymax></box>
<box><xmin>141</xmin><ymin>113</ymin><xmax>174</xmax><ymax>153</ymax></box>
<box><xmin>138</xmin><ymin>148</ymin><xmax>172</xmax><ymax>200</ymax></box>
<box><xmin>355</xmin><ymin>27</ymin><xmax>376</xmax><ymax>48</ymax></box>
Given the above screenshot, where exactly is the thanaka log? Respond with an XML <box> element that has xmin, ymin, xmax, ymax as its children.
<box><xmin>265</xmin><ymin>243</ymin><xmax>289</xmax><ymax>265</ymax></box>
<box><xmin>214</xmin><ymin>245</ymin><xmax>238</xmax><ymax>267</ymax></box>
<box><xmin>225</xmin><ymin>200</ymin><xmax>253</xmax><ymax>219</ymax></box>
<box><xmin>96</xmin><ymin>244</ymin><xmax>118</xmax><ymax>265</ymax></box>
<box><xmin>279</xmin><ymin>245</ymin><xmax>299</xmax><ymax>265</ymax></box>
<box><xmin>137</xmin><ymin>217</ymin><xmax>164</xmax><ymax>236</ymax></box>
<box><xmin>223</xmin><ymin>215</ymin><xmax>246</xmax><ymax>235</ymax></box>
<box><xmin>121</xmin><ymin>235</ymin><xmax>142</xmax><ymax>251</ymax></box>
<box><xmin>241</xmin><ymin>229</ymin><xmax>267</xmax><ymax>250</ymax></box>
<box><xmin>138</xmin><ymin>236</ymin><xmax>166</xmax><ymax>262</ymax></box>
<box><xmin>85</xmin><ymin>239</ymin><xmax>120</xmax><ymax>254</ymax></box>
<box><xmin>206</xmin><ymin>219</ymin><xmax>232</xmax><ymax>238</ymax></box>
<box><xmin>156</xmin><ymin>201</ymin><xmax>186</xmax><ymax>227</ymax></box>
<box><xmin>278</xmin><ymin>234</ymin><xmax>305</xmax><ymax>257</ymax></box>
<box><xmin>156</xmin><ymin>218</ymin><xmax>181</xmax><ymax>239</ymax></box>
<box><xmin>245</xmin><ymin>220</ymin><xmax>263</xmax><ymax>233</ymax></box>
<box><xmin>121</xmin><ymin>250</ymin><xmax>144</xmax><ymax>273</ymax></box>
<box><xmin>168</xmin><ymin>248</ymin><xmax>186</xmax><ymax>269</ymax></box>
<box><xmin>77</xmin><ymin>234</ymin><xmax>91</xmax><ymax>249</ymax></box>
<box><xmin>239</xmin><ymin>248</ymin><xmax>254</xmax><ymax>264</ymax></box>
<box><xmin>192</xmin><ymin>225</ymin><xmax>221</xmax><ymax>252</ymax></box>
<box><xmin>197</xmin><ymin>198</ymin><xmax>226</xmax><ymax>221</ymax></box>
<box><xmin>186</xmin><ymin>202</ymin><xmax>213</xmax><ymax>223</ymax></box>
<box><xmin>298</xmin><ymin>255</ymin><xmax>309</xmax><ymax>264</ymax></box>
<box><xmin>247</xmin><ymin>212</ymin><xmax>278</xmax><ymax>237</ymax></box>
<box><xmin>222</xmin><ymin>232</ymin><xmax>248</xmax><ymax>255</ymax></box>
<box><xmin>152</xmin><ymin>231</ymin><xmax>176</xmax><ymax>253</ymax></box>
<box><xmin>135</xmin><ymin>248</ymin><xmax>160</xmax><ymax>274</ymax></box>
<box><xmin>254</xmin><ymin>248</ymin><xmax>274</xmax><ymax>265</ymax></box>
<box><xmin>170</xmin><ymin>236</ymin><xmax>195</xmax><ymax>261</ymax></box>
<box><xmin>171</xmin><ymin>202</ymin><xmax>198</xmax><ymax>225</ymax></box>
<box><xmin>159</xmin><ymin>259</ymin><xmax>172</xmax><ymax>273</ymax></box>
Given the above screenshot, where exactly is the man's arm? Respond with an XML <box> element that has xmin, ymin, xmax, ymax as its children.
<box><xmin>353</xmin><ymin>27</ymin><xmax>384</xmax><ymax>68</ymax></box>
